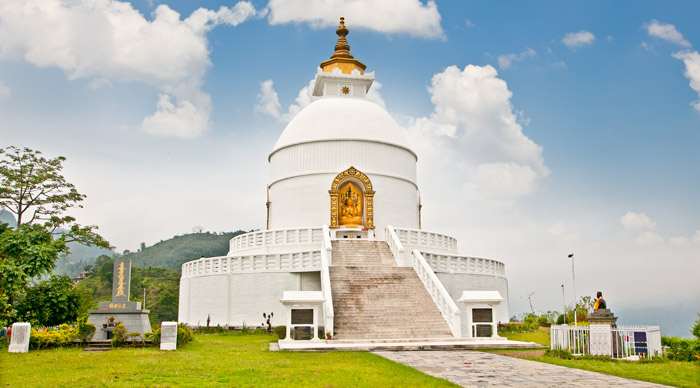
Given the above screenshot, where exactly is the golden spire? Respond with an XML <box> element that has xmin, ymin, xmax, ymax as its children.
<box><xmin>320</xmin><ymin>17</ymin><xmax>367</xmax><ymax>74</ymax></box>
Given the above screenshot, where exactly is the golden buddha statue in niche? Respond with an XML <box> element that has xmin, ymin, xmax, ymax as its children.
<box><xmin>339</xmin><ymin>182</ymin><xmax>363</xmax><ymax>226</ymax></box>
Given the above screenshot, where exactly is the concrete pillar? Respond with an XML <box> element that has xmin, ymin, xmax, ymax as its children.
<box><xmin>588</xmin><ymin>309</ymin><xmax>618</xmax><ymax>356</ymax></box>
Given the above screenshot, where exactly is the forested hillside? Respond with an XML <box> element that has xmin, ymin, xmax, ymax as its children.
<box><xmin>127</xmin><ymin>231</ymin><xmax>248</xmax><ymax>272</ymax></box>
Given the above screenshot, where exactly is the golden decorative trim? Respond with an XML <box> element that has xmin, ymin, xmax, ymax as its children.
<box><xmin>320</xmin><ymin>17</ymin><xmax>366</xmax><ymax>74</ymax></box>
<box><xmin>329</xmin><ymin>166</ymin><xmax>375</xmax><ymax>229</ymax></box>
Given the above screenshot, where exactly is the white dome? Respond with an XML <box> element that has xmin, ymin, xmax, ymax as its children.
<box><xmin>270</xmin><ymin>97</ymin><xmax>415</xmax><ymax>158</ymax></box>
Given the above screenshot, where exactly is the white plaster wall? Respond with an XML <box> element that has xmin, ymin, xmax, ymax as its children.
<box><xmin>179</xmin><ymin>271</ymin><xmax>323</xmax><ymax>328</ymax></box>
<box><xmin>435</xmin><ymin>272</ymin><xmax>510</xmax><ymax>336</ymax></box>
<box><xmin>268</xmin><ymin>173</ymin><xmax>419</xmax><ymax>238</ymax></box>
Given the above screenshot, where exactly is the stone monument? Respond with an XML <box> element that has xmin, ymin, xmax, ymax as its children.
<box><xmin>588</xmin><ymin>308</ymin><xmax>618</xmax><ymax>356</ymax></box>
<box><xmin>160</xmin><ymin>321</ymin><xmax>177</xmax><ymax>351</ymax></box>
<box><xmin>8</xmin><ymin>322</ymin><xmax>31</xmax><ymax>353</ymax></box>
<box><xmin>88</xmin><ymin>258</ymin><xmax>151</xmax><ymax>340</ymax></box>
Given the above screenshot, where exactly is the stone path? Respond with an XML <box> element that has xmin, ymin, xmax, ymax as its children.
<box><xmin>373</xmin><ymin>350</ymin><xmax>672</xmax><ymax>388</ymax></box>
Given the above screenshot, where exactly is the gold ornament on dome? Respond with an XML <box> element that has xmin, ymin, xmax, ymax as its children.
<box><xmin>341</xmin><ymin>86</ymin><xmax>350</xmax><ymax>95</ymax></box>
<box><xmin>329</xmin><ymin>166</ymin><xmax>375</xmax><ymax>229</ymax></box>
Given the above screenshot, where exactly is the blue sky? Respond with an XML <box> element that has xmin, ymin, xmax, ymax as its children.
<box><xmin>1</xmin><ymin>0</ymin><xmax>698</xmax><ymax>336</ymax></box>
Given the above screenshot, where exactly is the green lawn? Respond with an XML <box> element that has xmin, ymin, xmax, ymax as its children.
<box><xmin>497</xmin><ymin>328</ymin><xmax>700</xmax><ymax>388</ymax></box>
<box><xmin>1</xmin><ymin>333</ymin><xmax>458</xmax><ymax>388</ymax></box>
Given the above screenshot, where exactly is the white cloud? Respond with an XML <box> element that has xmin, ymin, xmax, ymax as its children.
<box><xmin>646</xmin><ymin>20</ymin><xmax>691</xmax><ymax>47</ymax></box>
<box><xmin>552</xmin><ymin>61</ymin><xmax>567</xmax><ymax>69</ymax></box>
<box><xmin>641</xmin><ymin>41</ymin><xmax>651</xmax><ymax>51</ymax></box>
<box><xmin>0</xmin><ymin>81</ymin><xmax>10</xmax><ymax>99</ymax></box>
<box><xmin>465</xmin><ymin>19</ymin><xmax>476</xmax><ymax>28</ymax></box>
<box><xmin>562</xmin><ymin>30</ymin><xmax>595</xmax><ymax>48</ymax></box>
<box><xmin>406</xmin><ymin>64</ymin><xmax>549</xmax><ymax>205</ymax></box>
<box><xmin>87</xmin><ymin>78</ymin><xmax>112</xmax><ymax>90</ymax></box>
<box><xmin>635</xmin><ymin>231</ymin><xmax>663</xmax><ymax>246</ymax></box>
<box><xmin>669</xmin><ymin>236</ymin><xmax>689</xmax><ymax>248</ymax></box>
<box><xmin>672</xmin><ymin>50</ymin><xmax>700</xmax><ymax>113</ymax></box>
<box><xmin>620</xmin><ymin>211</ymin><xmax>656</xmax><ymax>231</ymax></box>
<box><xmin>0</xmin><ymin>0</ymin><xmax>256</xmax><ymax>137</ymax></box>
<box><xmin>254</xmin><ymin>80</ymin><xmax>282</xmax><ymax>118</ymax></box>
<box><xmin>266</xmin><ymin>0</ymin><xmax>444</xmax><ymax>39</ymax></box>
<box><xmin>497</xmin><ymin>47</ymin><xmax>536</xmax><ymax>70</ymax></box>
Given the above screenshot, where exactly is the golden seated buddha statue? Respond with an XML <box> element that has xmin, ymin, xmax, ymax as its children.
<box><xmin>340</xmin><ymin>197</ymin><xmax>362</xmax><ymax>226</ymax></box>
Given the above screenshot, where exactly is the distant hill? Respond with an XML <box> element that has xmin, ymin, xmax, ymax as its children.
<box><xmin>126</xmin><ymin>231</ymin><xmax>248</xmax><ymax>272</ymax></box>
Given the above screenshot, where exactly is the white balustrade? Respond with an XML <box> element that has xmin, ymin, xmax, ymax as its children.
<box><xmin>181</xmin><ymin>251</ymin><xmax>322</xmax><ymax>278</ymax></box>
<box><xmin>412</xmin><ymin>249</ymin><xmax>461</xmax><ymax>337</ymax></box>
<box><xmin>320</xmin><ymin>225</ymin><xmax>334</xmax><ymax>338</ymax></box>
<box><xmin>228</xmin><ymin>227</ymin><xmax>324</xmax><ymax>254</ymax></box>
<box><xmin>394</xmin><ymin>227</ymin><xmax>458</xmax><ymax>254</ymax></box>
<box><xmin>385</xmin><ymin>226</ymin><xmax>408</xmax><ymax>266</ymax></box>
<box><xmin>421</xmin><ymin>253</ymin><xmax>506</xmax><ymax>276</ymax></box>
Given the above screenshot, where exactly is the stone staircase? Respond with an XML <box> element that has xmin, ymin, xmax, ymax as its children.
<box><xmin>83</xmin><ymin>340</ymin><xmax>112</xmax><ymax>352</ymax></box>
<box><xmin>329</xmin><ymin>240</ymin><xmax>453</xmax><ymax>340</ymax></box>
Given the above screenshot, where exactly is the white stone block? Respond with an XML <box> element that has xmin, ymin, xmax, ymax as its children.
<box><xmin>160</xmin><ymin>322</ymin><xmax>177</xmax><ymax>351</ymax></box>
<box><xmin>8</xmin><ymin>322</ymin><xmax>31</xmax><ymax>353</ymax></box>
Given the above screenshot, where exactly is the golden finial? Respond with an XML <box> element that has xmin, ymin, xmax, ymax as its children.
<box><xmin>320</xmin><ymin>17</ymin><xmax>366</xmax><ymax>74</ymax></box>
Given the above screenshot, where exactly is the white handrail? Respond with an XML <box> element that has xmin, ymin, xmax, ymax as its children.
<box><xmin>412</xmin><ymin>249</ymin><xmax>461</xmax><ymax>337</ymax></box>
<box><xmin>393</xmin><ymin>227</ymin><xmax>458</xmax><ymax>253</ymax></box>
<box><xmin>385</xmin><ymin>225</ymin><xmax>407</xmax><ymax>266</ymax></box>
<box><xmin>421</xmin><ymin>253</ymin><xmax>506</xmax><ymax>276</ymax></box>
<box><xmin>320</xmin><ymin>225</ymin><xmax>334</xmax><ymax>338</ymax></box>
<box><xmin>228</xmin><ymin>227</ymin><xmax>323</xmax><ymax>254</ymax></box>
<box><xmin>181</xmin><ymin>251</ymin><xmax>322</xmax><ymax>278</ymax></box>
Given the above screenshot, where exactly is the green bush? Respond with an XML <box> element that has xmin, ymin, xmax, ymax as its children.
<box><xmin>545</xmin><ymin>348</ymin><xmax>573</xmax><ymax>359</ymax></box>
<box><xmin>692</xmin><ymin>313</ymin><xmax>700</xmax><ymax>340</ymax></box>
<box><xmin>76</xmin><ymin>315</ymin><xmax>95</xmax><ymax>343</ymax></box>
<box><xmin>177</xmin><ymin>323</ymin><xmax>193</xmax><ymax>346</ymax></box>
<box><xmin>111</xmin><ymin>322</ymin><xmax>127</xmax><ymax>347</ymax></box>
<box><xmin>662</xmin><ymin>336</ymin><xmax>700</xmax><ymax>362</ymax></box>
<box><xmin>29</xmin><ymin>326</ymin><xmax>79</xmax><ymax>350</ymax></box>
<box><xmin>274</xmin><ymin>326</ymin><xmax>286</xmax><ymax>339</ymax></box>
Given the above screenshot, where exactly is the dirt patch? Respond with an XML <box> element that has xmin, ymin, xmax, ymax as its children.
<box><xmin>492</xmin><ymin>350</ymin><xmax>546</xmax><ymax>359</ymax></box>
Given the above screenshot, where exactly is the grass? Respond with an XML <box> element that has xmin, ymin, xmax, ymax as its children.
<box><xmin>493</xmin><ymin>327</ymin><xmax>700</xmax><ymax>388</ymax></box>
<box><xmin>1</xmin><ymin>333</ymin><xmax>458</xmax><ymax>388</ymax></box>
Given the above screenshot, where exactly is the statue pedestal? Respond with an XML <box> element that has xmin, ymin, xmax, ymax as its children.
<box><xmin>88</xmin><ymin>307</ymin><xmax>152</xmax><ymax>340</ymax></box>
<box><xmin>588</xmin><ymin>309</ymin><xmax>617</xmax><ymax>356</ymax></box>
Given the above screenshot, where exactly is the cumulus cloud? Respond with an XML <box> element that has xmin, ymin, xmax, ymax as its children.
<box><xmin>562</xmin><ymin>30</ymin><xmax>595</xmax><ymax>48</ymax></box>
<box><xmin>620</xmin><ymin>211</ymin><xmax>656</xmax><ymax>231</ymax></box>
<box><xmin>672</xmin><ymin>50</ymin><xmax>700</xmax><ymax>113</ymax></box>
<box><xmin>265</xmin><ymin>0</ymin><xmax>444</xmax><ymax>39</ymax></box>
<box><xmin>256</xmin><ymin>77</ymin><xmax>385</xmax><ymax>123</ymax></box>
<box><xmin>0</xmin><ymin>0</ymin><xmax>256</xmax><ymax>137</ymax></box>
<box><xmin>497</xmin><ymin>48</ymin><xmax>536</xmax><ymax>70</ymax></box>
<box><xmin>646</xmin><ymin>20</ymin><xmax>691</xmax><ymax>47</ymax></box>
<box><xmin>406</xmin><ymin>64</ymin><xmax>549</xmax><ymax>205</ymax></box>
<box><xmin>0</xmin><ymin>81</ymin><xmax>10</xmax><ymax>99</ymax></box>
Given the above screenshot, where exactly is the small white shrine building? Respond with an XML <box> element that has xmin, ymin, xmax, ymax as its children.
<box><xmin>178</xmin><ymin>18</ymin><xmax>509</xmax><ymax>340</ymax></box>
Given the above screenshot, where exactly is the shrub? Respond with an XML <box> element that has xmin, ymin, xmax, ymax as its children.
<box><xmin>274</xmin><ymin>326</ymin><xmax>286</xmax><ymax>339</ymax></box>
<box><xmin>111</xmin><ymin>322</ymin><xmax>127</xmax><ymax>347</ymax></box>
<box><xmin>545</xmin><ymin>349</ymin><xmax>573</xmax><ymax>359</ymax></box>
<box><xmin>77</xmin><ymin>315</ymin><xmax>96</xmax><ymax>343</ymax></box>
<box><xmin>692</xmin><ymin>313</ymin><xmax>700</xmax><ymax>340</ymax></box>
<box><xmin>177</xmin><ymin>323</ymin><xmax>193</xmax><ymax>346</ymax></box>
<box><xmin>29</xmin><ymin>327</ymin><xmax>79</xmax><ymax>350</ymax></box>
<box><xmin>662</xmin><ymin>336</ymin><xmax>700</xmax><ymax>362</ymax></box>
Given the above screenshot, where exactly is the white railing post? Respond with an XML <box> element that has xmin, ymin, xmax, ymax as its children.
<box><xmin>385</xmin><ymin>225</ymin><xmax>407</xmax><ymax>266</ymax></box>
<box><xmin>411</xmin><ymin>249</ymin><xmax>461</xmax><ymax>337</ymax></box>
<box><xmin>320</xmin><ymin>225</ymin><xmax>334</xmax><ymax>339</ymax></box>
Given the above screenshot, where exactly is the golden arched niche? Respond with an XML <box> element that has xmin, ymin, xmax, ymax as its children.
<box><xmin>329</xmin><ymin>166</ymin><xmax>375</xmax><ymax>229</ymax></box>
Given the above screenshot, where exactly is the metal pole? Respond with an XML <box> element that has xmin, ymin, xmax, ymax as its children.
<box><xmin>561</xmin><ymin>284</ymin><xmax>566</xmax><ymax>324</ymax></box>
<box><xmin>143</xmin><ymin>288</ymin><xmax>146</xmax><ymax>310</ymax></box>
<box><xmin>569</xmin><ymin>253</ymin><xmax>577</xmax><ymax>326</ymax></box>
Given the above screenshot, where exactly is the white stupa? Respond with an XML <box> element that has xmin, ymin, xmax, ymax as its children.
<box><xmin>179</xmin><ymin>18</ymin><xmax>509</xmax><ymax>342</ymax></box>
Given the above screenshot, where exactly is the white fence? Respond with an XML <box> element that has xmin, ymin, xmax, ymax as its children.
<box><xmin>412</xmin><ymin>250</ymin><xmax>461</xmax><ymax>337</ymax></box>
<box><xmin>181</xmin><ymin>251</ymin><xmax>322</xmax><ymax>278</ymax></box>
<box><xmin>394</xmin><ymin>228</ymin><xmax>458</xmax><ymax>254</ymax></box>
<box><xmin>228</xmin><ymin>227</ymin><xmax>323</xmax><ymax>253</ymax></box>
<box><xmin>551</xmin><ymin>325</ymin><xmax>662</xmax><ymax>359</ymax></box>
<box><xmin>421</xmin><ymin>253</ymin><xmax>506</xmax><ymax>276</ymax></box>
<box><xmin>385</xmin><ymin>226</ymin><xmax>408</xmax><ymax>266</ymax></box>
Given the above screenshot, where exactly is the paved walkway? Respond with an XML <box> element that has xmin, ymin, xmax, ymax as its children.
<box><xmin>373</xmin><ymin>350</ymin><xmax>672</xmax><ymax>388</ymax></box>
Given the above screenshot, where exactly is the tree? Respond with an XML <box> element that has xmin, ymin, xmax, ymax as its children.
<box><xmin>16</xmin><ymin>275</ymin><xmax>91</xmax><ymax>326</ymax></box>
<box><xmin>0</xmin><ymin>146</ymin><xmax>110</xmax><ymax>325</ymax></box>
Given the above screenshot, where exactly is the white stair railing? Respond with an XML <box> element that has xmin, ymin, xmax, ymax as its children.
<box><xmin>385</xmin><ymin>225</ymin><xmax>408</xmax><ymax>266</ymax></box>
<box><xmin>320</xmin><ymin>225</ymin><xmax>334</xmax><ymax>338</ymax></box>
<box><xmin>411</xmin><ymin>249</ymin><xmax>461</xmax><ymax>337</ymax></box>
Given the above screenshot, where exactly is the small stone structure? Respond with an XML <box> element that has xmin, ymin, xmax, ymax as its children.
<box><xmin>588</xmin><ymin>308</ymin><xmax>618</xmax><ymax>356</ymax></box>
<box><xmin>458</xmin><ymin>291</ymin><xmax>504</xmax><ymax>338</ymax></box>
<box><xmin>8</xmin><ymin>322</ymin><xmax>31</xmax><ymax>353</ymax></box>
<box><xmin>160</xmin><ymin>322</ymin><xmax>177</xmax><ymax>351</ymax></box>
<box><xmin>280</xmin><ymin>291</ymin><xmax>324</xmax><ymax>341</ymax></box>
<box><xmin>88</xmin><ymin>258</ymin><xmax>151</xmax><ymax>340</ymax></box>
